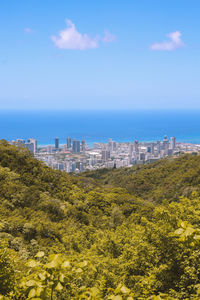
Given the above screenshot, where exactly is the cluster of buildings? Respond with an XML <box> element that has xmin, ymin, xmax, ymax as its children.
<box><xmin>11</xmin><ymin>136</ymin><xmax>200</xmax><ymax>173</ymax></box>
<box><xmin>12</xmin><ymin>138</ymin><xmax>38</xmax><ymax>154</ymax></box>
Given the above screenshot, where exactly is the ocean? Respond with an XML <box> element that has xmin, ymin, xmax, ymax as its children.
<box><xmin>1</xmin><ymin>110</ymin><xmax>200</xmax><ymax>146</ymax></box>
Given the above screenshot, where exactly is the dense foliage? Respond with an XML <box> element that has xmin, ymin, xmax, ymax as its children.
<box><xmin>1</xmin><ymin>140</ymin><xmax>200</xmax><ymax>298</ymax></box>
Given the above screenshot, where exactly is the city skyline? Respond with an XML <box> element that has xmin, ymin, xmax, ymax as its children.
<box><xmin>11</xmin><ymin>135</ymin><xmax>200</xmax><ymax>173</ymax></box>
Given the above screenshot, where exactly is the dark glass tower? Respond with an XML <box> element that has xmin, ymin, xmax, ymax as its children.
<box><xmin>73</xmin><ymin>140</ymin><xmax>80</xmax><ymax>153</ymax></box>
<box><xmin>55</xmin><ymin>137</ymin><xmax>59</xmax><ymax>149</ymax></box>
<box><xmin>67</xmin><ymin>137</ymin><xmax>71</xmax><ymax>148</ymax></box>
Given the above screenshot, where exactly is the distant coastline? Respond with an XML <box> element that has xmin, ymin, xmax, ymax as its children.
<box><xmin>1</xmin><ymin>109</ymin><xmax>200</xmax><ymax>146</ymax></box>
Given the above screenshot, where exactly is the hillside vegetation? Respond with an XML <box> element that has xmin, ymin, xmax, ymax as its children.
<box><xmin>82</xmin><ymin>154</ymin><xmax>200</xmax><ymax>202</ymax></box>
<box><xmin>1</xmin><ymin>140</ymin><xmax>200</xmax><ymax>299</ymax></box>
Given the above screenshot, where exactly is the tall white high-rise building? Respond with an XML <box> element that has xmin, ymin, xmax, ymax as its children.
<box><xmin>108</xmin><ymin>138</ymin><xmax>116</xmax><ymax>152</ymax></box>
<box><xmin>102</xmin><ymin>150</ymin><xmax>110</xmax><ymax>161</ymax></box>
<box><xmin>170</xmin><ymin>136</ymin><xmax>176</xmax><ymax>150</ymax></box>
<box><xmin>28</xmin><ymin>139</ymin><xmax>38</xmax><ymax>154</ymax></box>
<box><xmin>163</xmin><ymin>136</ymin><xmax>169</xmax><ymax>154</ymax></box>
<box><xmin>129</xmin><ymin>144</ymin><xmax>134</xmax><ymax>156</ymax></box>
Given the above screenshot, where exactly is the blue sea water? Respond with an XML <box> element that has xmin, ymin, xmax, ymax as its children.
<box><xmin>1</xmin><ymin>110</ymin><xmax>200</xmax><ymax>146</ymax></box>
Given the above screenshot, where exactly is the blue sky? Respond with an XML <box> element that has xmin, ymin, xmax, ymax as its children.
<box><xmin>1</xmin><ymin>0</ymin><xmax>200</xmax><ymax>110</ymax></box>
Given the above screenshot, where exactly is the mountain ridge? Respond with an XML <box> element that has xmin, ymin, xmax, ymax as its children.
<box><xmin>1</xmin><ymin>140</ymin><xmax>200</xmax><ymax>299</ymax></box>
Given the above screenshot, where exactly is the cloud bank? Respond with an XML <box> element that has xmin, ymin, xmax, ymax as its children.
<box><xmin>51</xmin><ymin>19</ymin><xmax>115</xmax><ymax>50</ymax></box>
<box><xmin>150</xmin><ymin>31</ymin><xmax>184</xmax><ymax>51</ymax></box>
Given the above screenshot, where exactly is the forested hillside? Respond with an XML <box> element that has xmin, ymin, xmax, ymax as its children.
<box><xmin>82</xmin><ymin>153</ymin><xmax>200</xmax><ymax>202</ymax></box>
<box><xmin>1</xmin><ymin>140</ymin><xmax>200</xmax><ymax>299</ymax></box>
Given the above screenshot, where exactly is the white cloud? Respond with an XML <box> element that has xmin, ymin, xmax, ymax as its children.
<box><xmin>24</xmin><ymin>28</ymin><xmax>34</xmax><ymax>34</ymax></box>
<box><xmin>51</xmin><ymin>19</ymin><xmax>99</xmax><ymax>50</ymax></box>
<box><xmin>150</xmin><ymin>31</ymin><xmax>184</xmax><ymax>51</ymax></box>
<box><xmin>103</xmin><ymin>31</ymin><xmax>116</xmax><ymax>43</ymax></box>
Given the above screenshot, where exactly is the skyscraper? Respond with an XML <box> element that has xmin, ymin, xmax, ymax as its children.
<box><xmin>66</xmin><ymin>137</ymin><xmax>71</xmax><ymax>149</ymax></box>
<box><xmin>134</xmin><ymin>140</ymin><xmax>139</xmax><ymax>153</ymax></box>
<box><xmin>151</xmin><ymin>143</ymin><xmax>155</xmax><ymax>154</ymax></box>
<box><xmin>108</xmin><ymin>138</ymin><xmax>113</xmax><ymax>152</ymax></box>
<box><xmin>24</xmin><ymin>142</ymin><xmax>34</xmax><ymax>153</ymax></box>
<box><xmin>73</xmin><ymin>140</ymin><xmax>80</xmax><ymax>153</ymax></box>
<box><xmin>28</xmin><ymin>138</ymin><xmax>38</xmax><ymax>154</ymax></box>
<box><xmin>157</xmin><ymin>141</ymin><xmax>161</xmax><ymax>154</ymax></box>
<box><xmin>170</xmin><ymin>137</ymin><xmax>176</xmax><ymax>150</ymax></box>
<box><xmin>55</xmin><ymin>138</ymin><xmax>59</xmax><ymax>149</ymax></box>
<box><xmin>129</xmin><ymin>144</ymin><xmax>134</xmax><ymax>156</ymax></box>
<box><xmin>102</xmin><ymin>150</ymin><xmax>110</xmax><ymax>161</ymax></box>
<box><xmin>163</xmin><ymin>136</ymin><xmax>169</xmax><ymax>153</ymax></box>
<box><xmin>81</xmin><ymin>140</ymin><xmax>86</xmax><ymax>152</ymax></box>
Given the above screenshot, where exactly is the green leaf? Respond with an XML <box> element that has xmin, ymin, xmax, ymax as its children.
<box><xmin>48</xmin><ymin>254</ymin><xmax>62</xmax><ymax>263</ymax></box>
<box><xmin>45</xmin><ymin>254</ymin><xmax>62</xmax><ymax>269</ymax></box>
<box><xmin>26</xmin><ymin>280</ymin><xmax>37</xmax><ymax>287</ymax></box>
<box><xmin>28</xmin><ymin>288</ymin><xmax>36</xmax><ymax>298</ymax></box>
<box><xmin>120</xmin><ymin>285</ymin><xmax>130</xmax><ymax>294</ymax></box>
<box><xmin>115</xmin><ymin>283</ymin><xmax>122</xmax><ymax>293</ymax></box>
<box><xmin>59</xmin><ymin>273</ymin><xmax>65</xmax><ymax>283</ymax></box>
<box><xmin>26</xmin><ymin>259</ymin><xmax>40</xmax><ymax>268</ymax></box>
<box><xmin>35</xmin><ymin>251</ymin><xmax>45</xmax><ymax>258</ymax></box>
<box><xmin>79</xmin><ymin>286</ymin><xmax>87</xmax><ymax>290</ymax></box>
<box><xmin>55</xmin><ymin>282</ymin><xmax>63</xmax><ymax>291</ymax></box>
<box><xmin>180</xmin><ymin>221</ymin><xmax>188</xmax><ymax>229</ymax></box>
<box><xmin>76</xmin><ymin>268</ymin><xmax>83</xmax><ymax>273</ymax></box>
<box><xmin>79</xmin><ymin>260</ymin><xmax>88</xmax><ymax>268</ymax></box>
<box><xmin>38</xmin><ymin>272</ymin><xmax>46</xmax><ymax>281</ymax></box>
<box><xmin>45</xmin><ymin>260</ymin><xmax>59</xmax><ymax>269</ymax></box>
<box><xmin>185</xmin><ymin>227</ymin><xmax>195</xmax><ymax>237</ymax></box>
<box><xmin>61</xmin><ymin>260</ymin><xmax>70</xmax><ymax>268</ymax></box>
<box><xmin>91</xmin><ymin>264</ymin><xmax>97</xmax><ymax>272</ymax></box>
<box><xmin>174</xmin><ymin>228</ymin><xmax>184</xmax><ymax>235</ymax></box>
<box><xmin>35</xmin><ymin>287</ymin><xmax>43</xmax><ymax>297</ymax></box>
<box><xmin>179</xmin><ymin>235</ymin><xmax>186</xmax><ymax>242</ymax></box>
